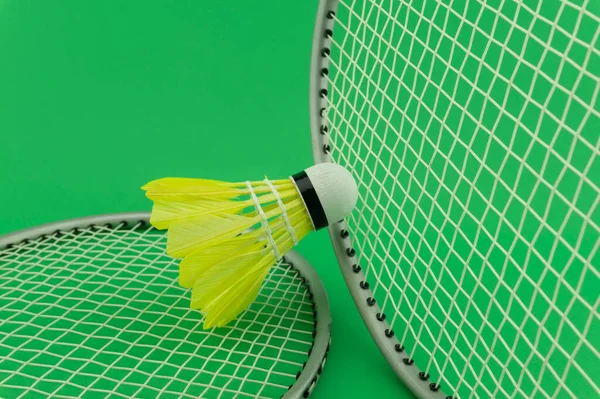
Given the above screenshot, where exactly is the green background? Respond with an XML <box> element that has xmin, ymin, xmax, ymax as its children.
<box><xmin>0</xmin><ymin>1</ymin><xmax>411</xmax><ymax>398</ymax></box>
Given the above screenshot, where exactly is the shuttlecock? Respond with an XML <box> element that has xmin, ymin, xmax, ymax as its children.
<box><xmin>142</xmin><ymin>163</ymin><xmax>358</xmax><ymax>329</ymax></box>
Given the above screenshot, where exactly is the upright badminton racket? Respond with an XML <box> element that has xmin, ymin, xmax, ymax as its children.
<box><xmin>0</xmin><ymin>213</ymin><xmax>331</xmax><ymax>398</ymax></box>
<box><xmin>310</xmin><ymin>1</ymin><xmax>599</xmax><ymax>398</ymax></box>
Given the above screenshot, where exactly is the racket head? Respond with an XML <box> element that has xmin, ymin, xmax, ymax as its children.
<box><xmin>311</xmin><ymin>1</ymin><xmax>599</xmax><ymax>398</ymax></box>
<box><xmin>0</xmin><ymin>213</ymin><xmax>331</xmax><ymax>399</ymax></box>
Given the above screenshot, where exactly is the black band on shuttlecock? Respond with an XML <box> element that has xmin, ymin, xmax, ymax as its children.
<box><xmin>292</xmin><ymin>171</ymin><xmax>328</xmax><ymax>230</ymax></box>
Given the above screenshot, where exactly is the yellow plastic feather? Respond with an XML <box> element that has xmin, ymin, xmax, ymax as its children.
<box><xmin>149</xmin><ymin>197</ymin><xmax>244</xmax><ymax>230</ymax></box>
<box><xmin>192</xmin><ymin>255</ymin><xmax>272</xmax><ymax>329</ymax></box>
<box><xmin>166</xmin><ymin>213</ymin><xmax>253</xmax><ymax>258</ymax></box>
<box><xmin>178</xmin><ymin>232</ymin><xmax>263</xmax><ymax>288</ymax></box>
<box><xmin>142</xmin><ymin>178</ymin><xmax>238</xmax><ymax>197</ymax></box>
<box><xmin>143</xmin><ymin>177</ymin><xmax>288</xmax><ymax>199</ymax></box>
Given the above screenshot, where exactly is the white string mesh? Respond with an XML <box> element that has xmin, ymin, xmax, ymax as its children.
<box><xmin>0</xmin><ymin>222</ymin><xmax>316</xmax><ymax>398</ymax></box>
<box><xmin>324</xmin><ymin>0</ymin><xmax>600</xmax><ymax>398</ymax></box>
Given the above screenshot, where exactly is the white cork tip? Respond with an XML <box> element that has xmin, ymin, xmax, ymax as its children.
<box><xmin>304</xmin><ymin>163</ymin><xmax>358</xmax><ymax>224</ymax></box>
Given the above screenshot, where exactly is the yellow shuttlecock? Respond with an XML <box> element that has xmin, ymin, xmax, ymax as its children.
<box><xmin>142</xmin><ymin>163</ymin><xmax>358</xmax><ymax>329</ymax></box>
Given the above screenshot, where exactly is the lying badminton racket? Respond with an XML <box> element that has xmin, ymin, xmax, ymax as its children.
<box><xmin>311</xmin><ymin>1</ymin><xmax>599</xmax><ymax>398</ymax></box>
<box><xmin>0</xmin><ymin>213</ymin><xmax>331</xmax><ymax>399</ymax></box>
